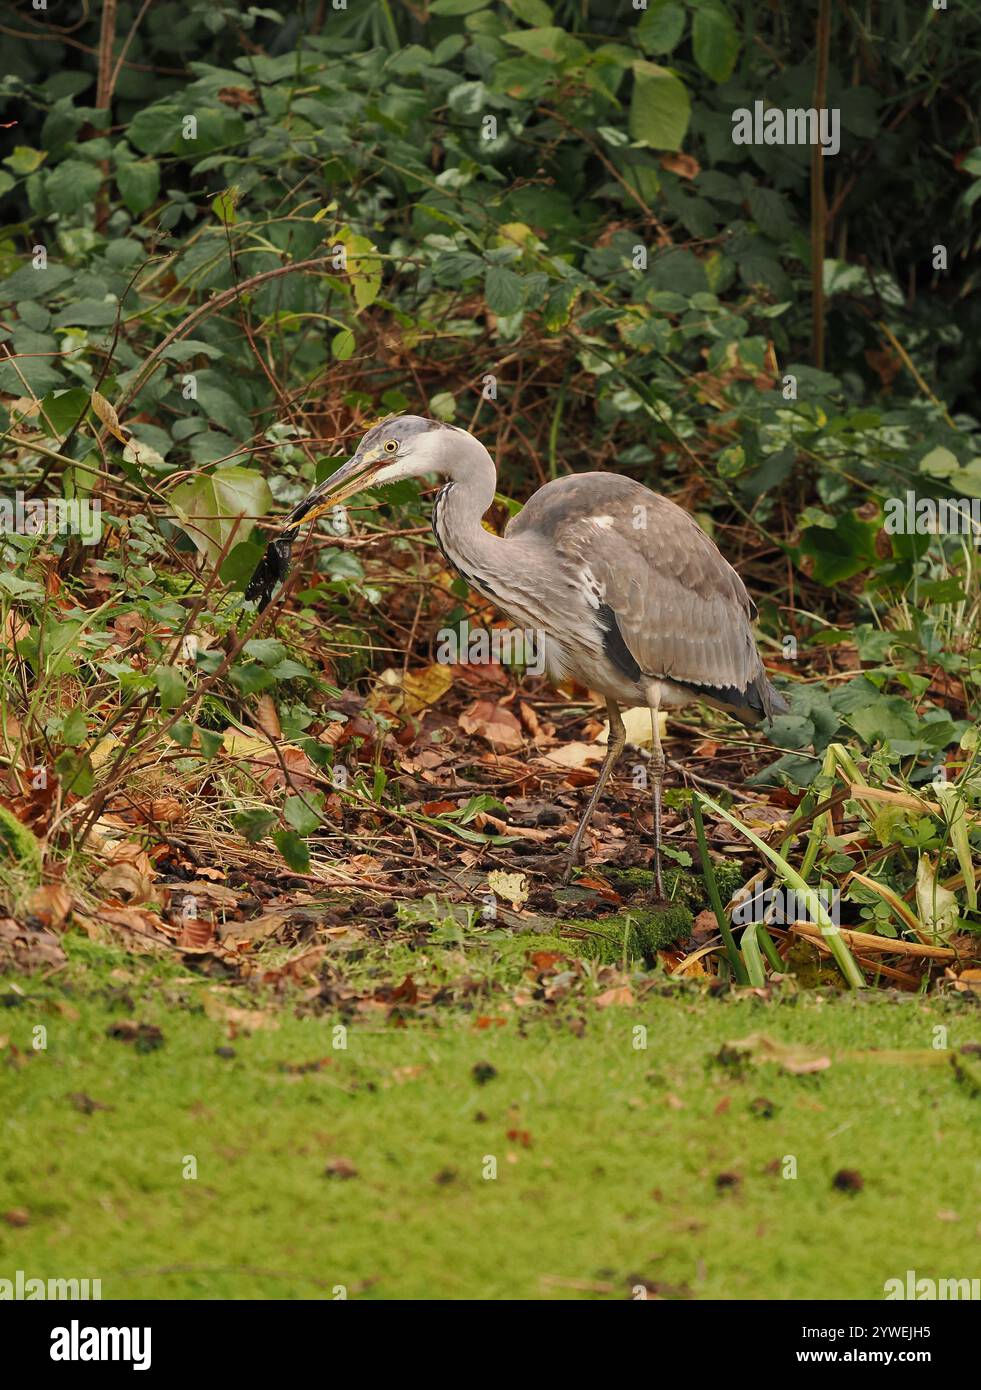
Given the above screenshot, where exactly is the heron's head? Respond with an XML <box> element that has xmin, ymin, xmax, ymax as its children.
<box><xmin>282</xmin><ymin>414</ymin><xmax>455</xmax><ymax>530</ymax></box>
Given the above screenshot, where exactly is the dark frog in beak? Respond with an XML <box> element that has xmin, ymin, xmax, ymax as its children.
<box><xmin>244</xmin><ymin>415</ymin><xmax>447</xmax><ymax>605</ymax></box>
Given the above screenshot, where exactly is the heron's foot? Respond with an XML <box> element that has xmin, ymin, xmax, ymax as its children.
<box><xmin>559</xmin><ymin>841</ymin><xmax>582</xmax><ymax>886</ymax></box>
<box><xmin>652</xmin><ymin>850</ymin><xmax>665</xmax><ymax>903</ymax></box>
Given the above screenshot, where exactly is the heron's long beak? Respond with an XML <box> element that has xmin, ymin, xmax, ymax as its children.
<box><xmin>279</xmin><ymin>444</ymin><xmax>388</xmax><ymax>532</ymax></box>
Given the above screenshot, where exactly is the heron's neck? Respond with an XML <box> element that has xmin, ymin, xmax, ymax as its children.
<box><xmin>430</xmin><ymin>440</ymin><xmax>534</xmax><ymax>616</ymax></box>
<box><xmin>431</xmin><ymin>441</ymin><xmax>496</xmax><ymax>571</ymax></box>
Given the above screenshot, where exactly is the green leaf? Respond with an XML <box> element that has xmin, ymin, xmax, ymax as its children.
<box><xmin>509</xmin><ymin>0</ymin><xmax>553</xmax><ymax>23</ymax></box>
<box><xmin>38</xmin><ymin>388</ymin><xmax>89</xmax><ymax>438</ymax></box>
<box><xmin>447</xmin><ymin>82</ymin><xmax>489</xmax><ymax>118</ymax></box>
<box><xmin>429</xmin><ymin>0</ymin><xmax>490</xmax><ymax>13</ymax></box>
<box><xmin>933</xmin><ymin>784</ymin><xmax>977</xmax><ymax>912</ymax></box>
<box><xmin>229</xmin><ymin>662</ymin><xmax>275</xmax><ymax>695</ymax></box>
<box><xmin>56</xmin><ymin>750</ymin><xmax>93</xmax><ymax>798</ymax></box>
<box><xmin>194</xmin><ymin>382</ymin><xmax>251</xmax><ymax>439</ymax></box>
<box><xmin>331</xmin><ymin>328</ymin><xmax>355</xmax><ymax>361</ymax></box>
<box><xmin>155</xmin><ymin>665</ymin><xmax>187</xmax><ymax>709</ymax></box>
<box><xmin>182</xmin><ymin>109</ymin><xmax>247</xmax><ymax>155</ymax></box>
<box><xmin>0</xmin><ymin>263</ymin><xmax>72</xmax><ymax>301</ymax></box>
<box><xmin>740</xmin><ymin>923</ymin><xmax>767</xmax><ymax>988</ymax></box>
<box><xmin>169</xmin><ymin>719</ymin><xmax>194</xmax><ymax>749</ymax></box>
<box><xmin>284</xmin><ymin>793</ymin><xmax>323</xmax><ymax>836</ymax></box>
<box><xmin>273</xmin><ymin>829</ymin><xmax>310</xmax><ymax>873</ymax></box>
<box><xmin>846</xmin><ymin>698</ymin><xmax>921</xmax><ymax>747</ymax></box>
<box><xmin>243</xmin><ymin>638</ymin><xmax>287</xmax><ymax>665</ymax></box>
<box><xmin>429</xmin><ymin>391</ymin><xmax>457</xmax><ymax>421</ymax></box>
<box><xmin>220</xmin><ymin>539</ymin><xmax>265</xmax><ymax>590</ymax></box>
<box><xmin>4</xmin><ymin>147</ymin><xmax>47</xmax><ymax>174</ymax></box>
<box><xmin>637</xmin><ymin>0</ymin><xmax>687</xmax><ymax>56</ymax></box>
<box><xmin>629</xmin><ymin>62</ymin><xmax>691</xmax><ymax>151</ymax></box>
<box><xmin>543</xmin><ymin>282</ymin><xmax>579</xmax><ymax>331</ymax></box>
<box><xmin>116</xmin><ymin>159</ymin><xmax>160</xmax><ymax>215</ymax></box>
<box><xmin>747</xmin><ymin>186</ymin><xmax>794</xmax><ymax>240</ymax></box>
<box><xmin>918</xmin><ymin>446</ymin><xmax>959</xmax><ymax>479</ymax></box>
<box><xmin>267</xmin><ymin>659</ymin><xmax>313</xmax><ymax>682</ymax></box>
<box><xmin>484</xmin><ymin>265</ymin><xmax>524</xmax><ymax>315</ymax></box>
<box><xmin>51</xmin><ymin>299</ymin><xmax>119</xmax><ymax>328</ymax></box>
<box><xmin>199</xmin><ymin>728</ymin><xmax>223</xmax><ymax>759</ymax></box>
<box><xmin>169</xmin><ymin>467</ymin><xmax>273</xmax><ymax>565</ymax></box>
<box><xmin>61</xmin><ymin>707</ymin><xmax>88</xmax><ymax>747</ymax></box>
<box><xmin>501</xmin><ymin>27</ymin><xmax>586</xmax><ymax>64</ymax></box>
<box><xmin>797</xmin><ymin>509</ymin><xmax>879</xmax><ymax>585</ymax></box>
<box><xmin>692</xmin><ymin>3</ymin><xmax>740</xmax><ymax>83</ymax></box>
<box><xmin>234</xmin><ymin>809</ymin><xmax>277</xmax><ymax>844</ymax></box>
<box><xmin>47</xmin><ymin>160</ymin><xmax>102</xmax><ymax>216</ymax></box>
<box><xmin>211</xmin><ymin>188</ymin><xmax>238</xmax><ymax>224</ymax></box>
<box><xmin>128</xmin><ymin>105</ymin><xmax>181</xmax><ymax>155</ymax></box>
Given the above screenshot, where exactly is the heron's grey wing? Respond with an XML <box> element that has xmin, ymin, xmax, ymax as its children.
<box><xmin>508</xmin><ymin>473</ymin><xmax>778</xmax><ymax>714</ymax></box>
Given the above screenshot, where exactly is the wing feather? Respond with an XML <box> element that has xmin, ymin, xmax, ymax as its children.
<box><xmin>507</xmin><ymin>473</ymin><xmax>766</xmax><ymax>697</ymax></box>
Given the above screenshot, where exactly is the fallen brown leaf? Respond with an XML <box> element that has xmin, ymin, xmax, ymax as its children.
<box><xmin>253</xmin><ymin>693</ymin><xmax>282</xmax><ymax>740</ymax></box>
<box><xmin>324</xmin><ymin>1156</ymin><xmax>358</xmax><ymax>1180</ymax></box>
<box><xmin>459</xmin><ymin>699</ymin><xmax>524</xmax><ymax>750</ymax></box>
<box><xmin>25</xmin><ymin>884</ymin><xmax>73</xmax><ymax>929</ymax></box>
<box><xmin>0</xmin><ymin>917</ymin><xmax>67</xmax><ymax>971</ymax></box>
<box><xmin>595</xmin><ymin>984</ymin><xmax>634</xmax><ymax>1008</ymax></box>
<box><xmin>660</xmin><ymin>151</ymin><xmax>700</xmax><ymax>179</ymax></box>
<box><xmin>95</xmin><ymin>862</ymin><xmax>153</xmax><ymax>905</ymax></box>
<box><xmin>718</xmin><ymin>1032</ymin><xmax>832</xmax><ymax>1075</ymax></box>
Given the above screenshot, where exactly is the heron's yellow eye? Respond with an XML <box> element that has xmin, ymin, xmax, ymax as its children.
<box><xmin>383</xmin><ymin>439</ymin><xmax>398</xmax><ymax>454</ymax></box>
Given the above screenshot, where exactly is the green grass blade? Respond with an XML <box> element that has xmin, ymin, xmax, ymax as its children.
<box><xmin>696</xmin><ymin>792</ymin><xmax>865</xmax><ymax>991</ymax></box>
<box><xmin>741</xmin><ymin>923</ymin><xmax>767</xmax><ymax>987</ymax></box>
<box><xmin>691</xmin><ymin>794</ymin><xmax>747</xmax><ymax>983</ymax></box>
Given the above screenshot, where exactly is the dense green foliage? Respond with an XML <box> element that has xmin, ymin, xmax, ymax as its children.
<box><xmin>1</xmin><ymin>3</ymin><xmax>980</xmax><ymax>1306</ymax></box>
<box><xmin>0</xmin><ymin>1</ymin><xmax>978</xmax><ymax>936</ymax></box>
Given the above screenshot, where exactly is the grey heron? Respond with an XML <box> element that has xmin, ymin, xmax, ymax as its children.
<box><xmin>248</xmin><ymin>415</ymin><xmax>788</xmax><ymax>897</ymax></box>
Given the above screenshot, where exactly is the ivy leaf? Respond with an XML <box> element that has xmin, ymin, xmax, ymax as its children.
<box><xmin>38</xmin><ymin>388</ymin><xmax>88</xmax><ymax>438</ymax></box>
<box><xmin>169</xmin><ymin>467</ymin><xmax>273</xmax><ymax>565</ymax></box>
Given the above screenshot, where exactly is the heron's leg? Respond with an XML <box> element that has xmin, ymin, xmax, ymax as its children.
<box><xmin>560</xmin><ymin>699</ymin><xmax>626</xmax><ymax>883</ymax></box>
<box><xmin>650</xmin><ymin>706</ymin><xmax>666</xmax><ymax>900</ymax></box>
